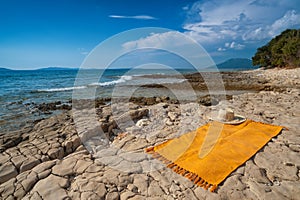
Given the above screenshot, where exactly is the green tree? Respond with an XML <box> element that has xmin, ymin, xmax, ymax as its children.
<box><xmin>252</xmin><ymin>29</ymin><xmax>300</xmax><ymax>68</ymax></box>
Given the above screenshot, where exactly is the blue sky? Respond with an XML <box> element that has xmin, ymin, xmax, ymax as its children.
<box><xmin>0</xmin><ymin>0</ymin><xmax>300</xmax><ymax>69</ymax></box>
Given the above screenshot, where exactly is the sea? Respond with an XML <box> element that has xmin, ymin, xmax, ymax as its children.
<box><xmin>0</xmin><ymin>68</ymin><xmax>196</xmax><ymax>133</ymax></box>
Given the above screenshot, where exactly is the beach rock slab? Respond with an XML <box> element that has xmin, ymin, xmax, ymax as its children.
<box><xmin>31</xmin><ymin>174</ymin><xmax>69</xmax><ymax>200</ymax></box>
<box><xmin>11</xmin><ymin>155</ymin><xmax>27</xmax><ymax>169</ymax></box>
<box><xmin>106</xmin><ymin>191</ymin><xmax>120</xmax><ymax>200</ymax></box>
<box><xmin>21</xmin><ymin>171</ymin><xmax>38</xmax><ymax>192</ymax></box>
<box><xmin>0</xmin><ymin>178</ymin><xmax>16</xmax><ymax>199</ymax></box>
<box><xmin>20</xmin><ymin>157</ymin><xmax>41</xmax><ymax>173</ymax></box>
<box><xmin>120</xmin><ymin>191</ymin><xmax>136</xmax><ymax>200</ymax></box>
<box><xmin>133</xmin><ymin>174</ymin><xmax>148</xmax><ymax>195</ymax></box>
<box><xmin>0</xmin><ymin>162</ymin><xmax>18</xmax><ymax>184</ymax></box>
<box><xmin>52</xmin><ymin>156</ymin><xmax>77</xmax><ymax>176</ymax></box>
<box><xmin>148</xmin><ymin>181</ymin><xmax>165</xmax><ymax>196</ymax></box>
<box><xmin>32</xmin><ymin>160</ymin><xmax>56</xmax><ymax>174</ymax></box>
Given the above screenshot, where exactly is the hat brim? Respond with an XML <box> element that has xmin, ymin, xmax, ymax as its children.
<box><xmin>207</xmin><ymin>113</ymin><xmax>246</xmax><ymax>125</ymax></box>
<box><xmin>214</xmin><ymin>114</ymin><xmax>246</xmax><ymax>124</ymax></box>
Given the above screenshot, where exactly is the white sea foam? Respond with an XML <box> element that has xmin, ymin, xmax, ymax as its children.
<box><xmin>35</xmin><ymin>76</ymin><xmax>185</xmax><ymax>92</ymax></box>
<box><xmin>88</xmin><ymin>75</ymin><xmax>133</xmax><ymax>86</ymax></box>
<box><xmin>127</xmin><ymin>73</ymin><xmax>166</xmax><ymax>77</ymax></box>
<box><xmin>37</xmin><ymin>86</ymin><xmax>87</xmax><ymax>92</ymax></box>
<box><xmin>36</xmin><ymin>76</ymin><xmax>133</xmax><ymax>92</ymax></box>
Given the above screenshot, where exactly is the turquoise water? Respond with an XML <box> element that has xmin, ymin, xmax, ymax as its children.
<box><xmin>0</xmin><ymin>68</ymin><xmax>196</xmax><ymax>132</ymax></box>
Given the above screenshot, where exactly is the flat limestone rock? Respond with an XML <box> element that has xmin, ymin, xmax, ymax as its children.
<box><xmin>31</xmin><ymin>160</ymin><xmax>56</xmax><ymax>174</ymax></box>
<box><xmin>20</xmin><ymin>157</ymin><xmax>41</xmax><ymax>173</ymax></box>
<box><xmin>133</xmin><ymin>174</ymin><xmax>149</xmax><ymax>195</ymax></box>
<box><xmin>115</xmin><ymin>160</ymin><xmax>142</xmax><ymax>174</ymax></box>
<box><xmin>121</xmin><ymin>190</ymin><xmax>136</xmax><ymax>200</ymax></box>
<box><xmin>31</xmin><ymin>174</ymin><xmax>69</xmax><ymax>200</ymax></box>
<box><xmin>0</xmin><ymin>162</ymin><xmax>18</xmax><ymax>184</ymax></box>
<box><xmin>119</xmin><ymin>151</ymin><xmax>148</xmax><ymax>163</ymax></box>
<box><xmin>11</xmin><ymin>155</ymin><xmax>27</xmax><ymax>169</ymax></box>
<box><xmin>52</xmin><ymin>156</ymin><xmax>77</xmax><ymax>177</ymax></box>
<box><xmin>148</xmin><ymin>181</ymin><xmax>165</xmax><ymax>197</ymax></box>
<box><xmin>106</xmin><ymin>191</ymin><xmax>120</xmax><ymax>200</ymax></box>
<box><xmin>21</xmin><ymin>171</ymin><xmax>38</xmax><ymax>192</ymax></box>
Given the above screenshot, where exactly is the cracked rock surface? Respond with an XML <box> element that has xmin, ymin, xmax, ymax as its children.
<box><xmin>0</xmin><ymin>68</ymin><xmax>299</xmax><ymax>199</ymax></box>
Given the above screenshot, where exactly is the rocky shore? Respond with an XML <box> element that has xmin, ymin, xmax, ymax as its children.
<box><xmin>0</xmin><ymin>68</ymin><xmax>299</xmax><ymax>199</ymax></box>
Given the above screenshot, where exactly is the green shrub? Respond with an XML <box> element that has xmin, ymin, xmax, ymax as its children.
<box><xmin>252</xmin><ymin>29</ymin><xmax>300</xmax><ymax>68</ymax></box>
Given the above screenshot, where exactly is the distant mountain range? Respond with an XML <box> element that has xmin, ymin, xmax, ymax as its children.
<box><xmin>36</xmin><ymin>67</ymin><xmax>78</xmax><ymax>71</ymax></box>
<box><xmin>214</xmin><ymin>58</ymin><xmax>258</xmax><ymax>71</ymax></box>
<box><xmin>0</xmin><ymin>67</ymin><xmax>77</xmax><ymax>71</ymax></box>
<box><xmin>0</xmin><ymin>67</ymin><xmax>13</xmax><ymax>71</ymax></box>
<box><xmin>0</xmin><ymin>59</ymin><xmax>258</xmax><ymax>71</ymax></box>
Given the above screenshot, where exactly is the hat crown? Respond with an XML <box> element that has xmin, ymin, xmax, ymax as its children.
<box><xmin>218</xmin><ymin>108</ymin><xmax>235</xmax><ymax>122</ymax></box>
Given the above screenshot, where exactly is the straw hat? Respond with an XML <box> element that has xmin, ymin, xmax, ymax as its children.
<box><xmin>208</xmin><ymin>108</ymin><xmax>246</xmax><ymax>124</ymax></box>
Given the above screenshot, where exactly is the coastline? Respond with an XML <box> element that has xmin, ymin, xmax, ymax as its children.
<box><xmin>0</xmin><ymin>68</ymin><xmax>299</xmax><ymax>199</ymax></box>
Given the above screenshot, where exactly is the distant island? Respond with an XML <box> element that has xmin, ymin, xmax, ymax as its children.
<box><xmin>0</xmin><ymin>67</ymin><xmax>13</xmax><ymax>71</ymax></box>
<box><xmin>0</xmin><ymin>67</ymin><xmax>79</xmax><ymax>71</ymax></box>
<box><xmin>1</xmin><ymin>61</ymin><xmax>257</xmax><ymax>72</ymax></box>
<box><xmin>204</xmin><ymin>58</ymin><xmax>257</xmax><ymax>71</ymax></box>
<box><xmin>36</xmin><ymin>67</ymin><xmax>78</xmax><ymax>71</ymax></box>
<box><xmin>217</xmin><ymin>58</ymin><xmax>257</xmax><ymax>70</ymax></box>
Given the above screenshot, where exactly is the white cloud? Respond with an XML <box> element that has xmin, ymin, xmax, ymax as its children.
<box><xmin>269</xmin><ymin>10</ymin><xmax>300</xmax><ymax>36</ymax></box>
<box><xmin>80</xmin><ymin>51</ymin><xmax>89</xmax><ymax>55</ymax></box>
<box><xmin>122</xmin><ymin>31</ymin><xmax>190</xmax><ymax>50</ymax></box>
<box><xmin>183</xmin><ymin>0</ymin><xmax>300</xmax><ymax>47</ymax></box>
<box><xmin>109</xmin><ymin>15</ymin><xmax>157</xmax><ymax>20</ymax></box>
<box><xmin>183</xmin><ymin>1</ymin><xmax>250</xmax><ymax>44</ymax></box>
<box><xmin>242</xmin><ymin>27</ymin><xmax>267</xmax><ymax>40</ymax></box>
<box><xmin>77</xmin><ymin>48</ymin><xmax>89</xmax><ymax>55</ymax></box>
<box><xmin>120</xmin><ymin>31</ymin><xmax>213</xmax><ymax>67</ymax></box>
<box><xmin>220</xmin><ymin>41</ymin><xmax>245</xmax><ymax>51</ymax></box>
<box><xmin>182</xmin><ymin>6</ymin><xmax>189</xmax><ymax>11</ymax></box>
<box><xmin>117</xmin><ymin>1</ymin><xmax>300</xmax><ymax>60</ymax></box>
<box><xmin>230</xmin><ymin>41</ymin><xmax>245</xmax><ymax>50</ymax></box>
<box><xmin>242</xmin><ymin>10</ymin><xmax>300</xmax><ymax>40</ymax></box>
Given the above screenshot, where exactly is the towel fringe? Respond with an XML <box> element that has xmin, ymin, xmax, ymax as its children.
<box><xmin>145</xmin><ymin>146</ymin><xmax>155</xmax><ymax>153</ymax></box>
<box><xmin>185</xmin><ymin>173</ymin><xmax>192</xmax><ymax>179</ymax></box>
<box><xmin>198</xmin><ymin>179</ymin><xmax>205</xmax><ymax>185</ymax></box>
<box><xmin>190</xmin><ymin>174</ymin><xmax>197</xmax><ymax>181</ymax></box>
<box><xmin>194</xmin><ymin>176</ymin><xmax>201</xmax><ymax>184</ymax></box>
<box><xmin>180</xmin><ymin>169</ymin><xmax>187</xmax><ymax>176</ymax></box>
<box><xmin>145</xmin><ymin>146</ymin><xmax>218</xmax><ymax>193</ymax></box>
<box><xmin>210</xmin><ymin>184</ymin><xmax>218</xmax><ymax>192</ymax></box>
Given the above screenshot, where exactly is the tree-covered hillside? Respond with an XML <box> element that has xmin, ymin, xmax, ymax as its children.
<box><xmin>252</xmin><ymin>29</ymin><xmax>300</xmax><ymax>68</ymax></box>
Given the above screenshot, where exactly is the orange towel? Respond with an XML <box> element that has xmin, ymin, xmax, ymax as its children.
<box><xmin>145</xmin><ymin>119</ymin><xmax>284</xmax><ymax>192</ymax></box>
